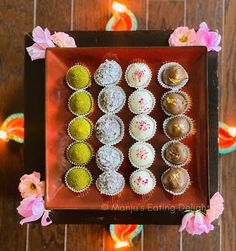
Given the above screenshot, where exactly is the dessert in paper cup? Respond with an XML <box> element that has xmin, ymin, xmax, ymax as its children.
<box><xmin>128</xmin><ymin>142</ymin><xmax>155</xmax><ymax>169</ymax></box>
<box><xmin>130</xmin><ymin>169</ymin><xmax>156</xmax><ymax>195</ymax></box>
<box><xmin>129</xmin><ymin>114</ymin><xmax>157</xmax><ymax>142</ymax></box>
<box><xmin>161</xmin><ymin>140</ymin><xmax>191</xmax><ymax>168</ymax></box>
<box><xmin>161</xmin><ymin>90</ymin><xmax>190</xmax><ymax>116</ymax></box>
<box><xmin>96</xmin><ymin>145</ymin><xmax>124</xmax><ymax>172</ymax></box>
<box><xmin>96</xmin><ymin>171</ymin><xmax>125</xmax><ymax>196</ymax></box>
<box><xmin>125</xmin><ymin>62</ymin><xmax>152</xmax><ymax>89</ymax></box>
<box><xmin>67</xmin><ymin>117</ymin><xmax>93</xmax><ymax>142</ymax></box>
<box><xmin>128</xmin><ymin>89</ymin><xmax>156</xmax><ymax>115</ymax></box>
<box><xmin>98</xmin><ymin>85</ymin><xmax>126</xmax><ymax>114</ymax></box>
<box><xmin>161</xmin><ymin>167</ymin><xmax>190</xmax><ymax>195</ymax></box>
<box><xmin>66</xmin><ymin>64</ymin><xmax>91</xmax><ymax>90</ymax></box>
<box><xmin>68</xmin><ymin>90</ymin><xmax>94</xmax><ymax>117</ymax></box>
<box><xmin>157</xmin><ymin>62</ymin><xmax>189</xmax><ymax>90</ymax></box>
<box><xmin>66</xmin><ymin>142</ymin><xmax>93</xmax><ymax>166</ymax></box>
<box><xmin>163</xmin><ymin>115</ymin><xmax>193</xmax><ymax>140</ymax></box>
<box><xmin>65</xmin><ymin>166</ymin><xmax>93</xmax><ymax>193</ymax></box>
<box><xmin>95</xmin><ymin>114</ymin><xmax>125</xmax><ymax>145</ymax></box>
<box><xmin>94</xmin><ymin>59</ymin><xmax>122</xmax><ymax>87</ymax></box>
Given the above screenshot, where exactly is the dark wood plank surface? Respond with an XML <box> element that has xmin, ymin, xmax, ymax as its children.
<box><xmin>1</xmin><ymin>0</ymin><xmax>235</xmax><ymax>250</ymax></box>
<box><xmin>182</xmin><ymin>1</ymin><xmax>223</xmax><ymax>250</ymax></box>
<box><xmin>0</xmin><ymin>0</ymin><xmax>33</xmax><ymax>250</ymax></box>
<box><xmin>221</xmin><ymin>0</ymin><xmax>236</xmax><ymax>251</ymax></box>
<box><xmin>26</xmin><ymin>1</ymin><xmax>72</xmax><ymax>250</ymax></box>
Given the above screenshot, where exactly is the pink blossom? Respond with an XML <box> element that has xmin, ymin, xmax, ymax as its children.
<box><xmin>196</xmin><ymin>22</ymin><xmax>221</xmax><ymax>52</ymax></box>
<box><xmin>32</xmin><ymin>26</ymin><xmax>55</xmax><ymax>47</ymax></box>
<box><xmin>51</xmin><ymin>32</ymin><xmax>76</xmax><ymax>48</ymax></box>
<box><xmin>17</xmin><ymin>196</ymin><xmax>52</xmax><ymax>226</ymax></box>
<box><xmin>18</xmin><ymin>171</ymin><xmax>45</xmax><ymax>198</ymax></box>
<box><xmin>206</xmin><ymin>192</ymin><xmax>224</xmax><ymax>222</ymax></box>
<box><xmin>26</xmin><ymin>43</ymin><xmax>47</xmax><ymax>61</ymax></box>
<box><xmin>179</xmin><ymin>211</ymin><xmax>214</xmax><ymax>235</ymax></box>
<box><xmin>169</xmin><ymin>27</ymin><xmax>197</xmax><ymax>46</ymax></box>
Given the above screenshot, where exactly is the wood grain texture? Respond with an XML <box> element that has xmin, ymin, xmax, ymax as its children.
<box><xmin>28</xmin><ymin>224</ymin><xmax>65</xmax><ymax>251</ymax></box>
<box><xmin>73</xmin><ymin>0</ymin><xmax>109</xmax><ymax>31</ymax></box>
<box><xmin>67</xmin><ymin>225</ymin><xmax>104</xmax><ymax>251</ymax></box>
<box><xmin>186</xmin><ymin>0</ymin><xmax>223</xmax><ymax>30</ymax></box>
<box><xmin>221</xmin><ymin>0</ymin><xmax>236</xmax><ymax>251</ymax></box>
<box><xmin>182</xmin><ymin>225</ymin><xmax>221</xmax><ymax>251</ymax></box>
<box><xmin>36</xmin><ymin>0</ymin><xmax>72</xmax><ymax>30</ymax></box>
<box><xmin>0</xmin><ymin>0</ymin><xmax>33</xmax><ymax>250</ymax></box>
<box><xmin>148</xmin><ymin>0</ymin><xmax>185</xmax><ymax>29</ymax></box>
<box><xmin>143</xmin><ymin>225</ymin><xmax>180</xmax><ymax>251</ymax></box>
<box><xmin>183</xmin><ymin>1</ymin><xmax>223</xmax><ymax>250</ymax></box>
<box><xmin>108</xmin><ymin>0</ymin><xmax>147</xmax><ymax>30</ymax></box>
<box><xmin>26</xmin><ymin>1</ymin><xmax>70</xmax><ymax>250</ymax></box>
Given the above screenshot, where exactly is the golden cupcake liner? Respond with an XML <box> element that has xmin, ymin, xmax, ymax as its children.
<box><xmin>161</xmin><ymin>167</ymin><xmax>191</xmax><ymax>196</ymax></box>
<box><xmin>125</xmin><ymin>62</ymin><xmax>152</xmax><ymax>89</ymax></box>
<box><xmin>129</xmin><ymin>169</ymin><xmax>156</xmax><ymax>195</ymax></box>
<box><xmin>64</xmin><ymin>166</ymin><xmax>93</xmax><ymax>193</ymax></box>
<box><xmin>163</xmin><ymin>115</ymin><xmax>194</xmax><ymax>141</ymax></box>
<box><xmin>161</xmin><ymin>140</ymin><xmax>192</xmax><ymax>168</ymax></box>
<box><xmin>67</xmin><ymin>117</ymin><xmax>93</xmax><ymax>142</ymax></box>
<box><xmin>95</xmin><ymin>171</ymin><xmax>125</xmax><ymax>196</ymax></box>
<box><xmin>66</xmin><ymin>141</ymin><xmax>94</xmax><ymax>166</ymax></box>
<box><xmin>128</xmin><ymin>142</ymin><xmax>156</xmax><ymax>169</ymax></box>
<box><xmin>94</xmin><ymin>60</ymin><xmax>122</xmax><ymax>87</ymax></box>
<box><xmin>129</xmin><ymin>114</ymin><xmax>157</xmax><ymax>142</ymax></box>
<box><xmin>128</xmin><ymin>89</ymin><xmax>156</xmax><ymax>115</ymax></box>
<box><xmin>95</xmin><ymin>114</ymin><xmax>125</xmax><ymax>145</ymax></box>
<box><xmin>97</xmin><ymin>85</ymin><xmax>126</xmax><ymax>114</ymax></box>
<box><xmin>66</xmin><ymin>63</ymin><xmax>92</xmax><ymax>91</ymax></box>
<box><xmin>96</xmin><ymin>145</ymin><xmax>124</xmax><ymax>172</ymax></box>
<box><xmin>160</xmin><ymin>90</ymin><xmax>190</xmax><ymax>116</ymax></box>
<box><xmin>68</xmin><ymin>89</ymin><xmax>94</xmax><ymax>117</ymax></box>
<box><xmin>157</xmin><ymin>62</ymin><xmax>189</xmax><ymax>90</ymax></box>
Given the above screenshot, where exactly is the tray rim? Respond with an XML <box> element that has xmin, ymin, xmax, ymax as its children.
<box><xmin>24</xmin><ymin>30</ymin><xmax>218</xmax><ymax>224</ymax></box>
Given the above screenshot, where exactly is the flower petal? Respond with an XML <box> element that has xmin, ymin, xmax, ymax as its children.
<box><xmin>41</xmin><ymin>210</ymin><xmax>52</xmax><ymax>226</ymax></box>
<box><xmin>179</xmin><ymin>212</ymin><xmax>194</xmax><ymax>232</ymax></box>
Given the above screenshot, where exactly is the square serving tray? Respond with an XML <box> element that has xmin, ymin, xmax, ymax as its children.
<box><xmin>24</xmin><ymin>31</ymin><xmax>219</xmax><ymax>224</ymax></box>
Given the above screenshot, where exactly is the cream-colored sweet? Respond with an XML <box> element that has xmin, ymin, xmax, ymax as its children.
<box><xmin>130</xmin><ymin>170</ymin><xmax>155</xmax><ymax>195</ymax></box>
<box><xmin>125</xmin><ymin>63</ymin><xmax>152</xmax><ymax>88</ymax></box>
<box><xmin>128</xmin><ymin>89</ymin><xmax>155</xmax><ymax>114</ymax></box>
<box><xmin>129</xmin><ymin>142</ymin><xmax>155</xmax><ymax>169</ymax></box>
<box><xmin>129</xmin><ymin>114</ymin><xmax>156</xmax><ymax>141</ymax></box>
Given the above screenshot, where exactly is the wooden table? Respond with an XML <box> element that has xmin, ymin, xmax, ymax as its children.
<box><xmin>0</xmin><ymin>0</ymin><xmax>235</xmax><ymax>250</ymax></box>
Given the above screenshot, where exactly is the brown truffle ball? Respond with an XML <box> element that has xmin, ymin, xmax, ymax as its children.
<box><xmin>162</xmin><ymin>65</ymin><xmax>188</xmax><ymax>87</ymax></box>
<box><xmin>165</xmin><ymin>117</ymin><xmax>191</xmax><ymax>139</ymax></box>
<box><xmin>164</xmin><ymin>142</ymin><xmax>189</xmax><ymax>165</ymax></box>
<box><xmin>162</xmin><ymin>92</ymin><xmax>187</xmax><ymax>115</ymax></box>
<box><xmin>161</xmin><ymin>167</ymin><xmax>190</xmax><ymax>194</ymax></box>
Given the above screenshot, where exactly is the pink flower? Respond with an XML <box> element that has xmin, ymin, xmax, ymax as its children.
<box><xmin>51</xmin><ymin>32</ymin><xmax>76</xmax><ymax>48</ymax></box>
<box><xmin>206</xmin><ymin>192</ymin><xmax>224</xmax><ymax>222</ymax></box>
<box><xmin>26</xmin><ymin>43</ymin><xmax>47</xmax><ymax>61</ymax></box>
<box><xmin>179</xmin><ymin>211</ymin><xmax>214</xmax><ymax>235</ymax></box>
<box><xmin>17</xmin><ymin>196</ymin><xmax>52</xmax><ymax>226</ymax></box>
<box><xmin>26</xmin><ymin>26</ymin><xmax>55</xmax><ymax>61</ymax></box>
<box><xmin>196</xmin><ymin>22</ymin><xmax>221</xmax><ymax>52</ymax></box>
<box><xmin>32</xmin><ymin>26</ymin><xmax>55</xmax><ymax>47</ymax></box>
<box><xmin>18</xmin><ymin>171</ymin><xmax>45</xmax><ymax>198</ymax></box>
<box><xmin>169</xmin><ymin>27</ymin><xmax>197</xmax><ymax>46</ymax></box>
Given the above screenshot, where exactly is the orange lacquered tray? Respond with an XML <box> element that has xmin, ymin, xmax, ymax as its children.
<box><xmin>45</xmin><ymin>47</ymin><xmax>208</xmax><ymax>210</ymax></box>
